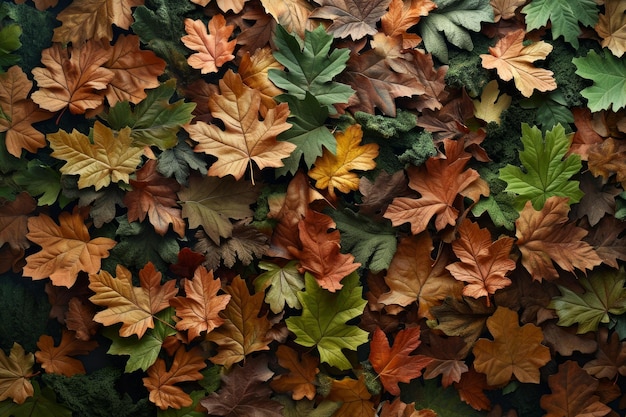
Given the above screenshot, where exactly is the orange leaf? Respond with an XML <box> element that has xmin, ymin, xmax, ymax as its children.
<box><xmin>288</xmin><ymin>209</ymin><xmax>360</xmax><ymax>292</ymax></box>
<box><xmin>480</xmin><ymin>29</ymin><xmax>556</xmax><ymax>97</ymax></box>
<box><xmin>139</xmin><ymin>262</ymin><xmax>178</xmax><ymax>314</ymax></box>
<box><xmin>182</xmin><ymin>15</ymin><xmax>236</xmax><ymax>74</ymax></box>
<box><xmin>24</xmin><ymin>209</ymin><xmax>117</xmax><ymax>288</ymax></box>
<box><xmin>270</xmin><ymin>345</ymin><xmax>319</xmax><ymax>400</ymax></box>
<box><xmin>185</xmin><ymin>70</ymin><xmax>295</xmax><ymax>183</ymax></box>
<box><xmin>369</xmin><ymin>326</ymin><xmax>432</xmax><ymax>395</ymax></box>
<box><xmin>143</xmin><ymin>346</ymin><xmax>206</xmax><ymax>410</ymax></box>
<box><xmin>0</xmin><ymin>192</ymin><xmax>36</xmax><ymax>251</ymax></box>
<box><xmin>309</xmin><ymin>124</ymin><xmax>379</xmax><ymax>199</ymax></box>
<box><xmin>473</xmin><ymin>306</ymin><xmax>551</xmax><ymax>386</ymax></box>
<box><xmin>453</xmin><ymin>367</ymin><xmax>492</xmax><ymax>411</ymax></box>
<box><xmin>31</xmin><ymin>42</ymin><xmax>114</xmax><ymax>114</ymax></box>
<box><xmin>569</xmin><ymin>107</ymin><xmax>604</xmax><ymax>160</ymax></box>
<box><xmin>379</xmin><ymin>398</ymin><xmax>421</xmax><ymax>417</ymax></box>
<box><xmin>35</xmin><ymin>330</ymin><xmax>98</xmax><ymax>377</ymax></box>
<box><xmin>205</xmin><ymin>275</ymin><xmax>272</xmax><ymax>367</ymax></box>
<box><xmin>446</xmin><ymin>219</ymin><xmax>516</xmax><ymax>304</ymax></box>
<box><xmin>596</xmin><ymin>0</ymin><xmax>626</xmax><ymax>58</ymax></box>
<box><xmin>170</xmin><ymin>266</ymin><xmax>231</xmax><ymax>340</ymax></box>
<box><xmin>515</xmin><ymin>196</ymin><xmax>602</xmax><ymax>281</ymax></box>
<box><xmin>0</xmin><ymin>343</ymin><xmax>34</xmax><ymax>404</ymax></box>
<box><xmin>380</xmin><ymin>0</ymin><xmax>435</xmax><ymax>48</ymax></box>
<box><xmin>328</xmin><ymin>375</ymin><xmax>376</xmax><ymax>417</ymax></box>
<box><xmin>238</xmin><ymin>47</ymin><xmax>283</xmax><ymax>111</ymax></box>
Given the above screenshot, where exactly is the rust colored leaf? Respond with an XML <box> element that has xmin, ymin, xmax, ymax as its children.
<box><xmin>380</xmin><ymin>398</ymin><xmax>421</xmax><ymax>417</ymax></box>
<box><xmin>454</xmin><ymin>367</ymin><xmax>492</xmax><ymax>411</ymax></box>
<box><xmin>584</xmin><ymin>328</ymin><xmax>626</xmax><ymax>380</ymax></box>
<box><xmin>588</xmin><ymin>137</ymin><xmax>626</xmax><ymax>189</ymax></box>
<box><xmin>473</xmin><ymin>306</ymin><xmax>551</xmax><ymax>386</ymax></box>
<box><xmin>270</xmin><ymin>345</ymin><xmax>319</xmax><ymax>400</ymax></box>
<box><xmin>310</xmin><ymin>0</ymin><xmax>391</xmax><ymax>40</ymax></box>
<box><xmin>596</xmin><ymin>0</ymin><xmax>626</xmax><ymax>58</ymax></box>
<box><xmin>381</xmin><ymin>0</ymin><xmax>435</xmax><ymax>48</ymax></box>
<box><xmin>0</xmin><ymin>343</ymin><xmax>34</xmax><ymax>404</ymax></box>
<box><xmin>35</xmin><ymin>330</ymin><xmax>98</xmax><ymax>377</ymax></box>
<box><xmin>419</xmin><ymin>333</ymin><xmax>469</xmax><ymax>387</ymax></box>
<box><xmin>327</xmin><ymin>375</ymin><xmax>376</xmax><ymax>417</ymax></box>
<box><xmin>182</xmin><ymin>15</ymin><xmax>236</xmax><ymax>74</ymax></box>
<box><xmin>24</xmin><ymin>209</ymin><xmax>116</xmax><ymax>288</ymax></box>
<box><xmin>0</xmin><ymin>192</ymin><xmax>36</xmax><ymax>251</ymax></box>
<box><xmin>139</xmin><ymin>262</ymin><xmax>178</xmax><ymax>315</ymax></box>
<box><xmin>170</xmin><ymin>266</ymin><xmax>231</xmax><ymax>340</ymax></box>
<box><xmin>570</xmin><ymin>108</ymin><xmax>604</xmax><ymax>161</ymax></box>
<box><xmin>65</xmin><ymin>297</ymin><xmax>99</xmax><ymax>341</ymax></box>
<box><xmin>169</xmin><ymin>247</ymin><xmax>206</xmax><ymax>279</ymax></box>
<box><xmin>238</xmin><ymin>47</ymin><xmax>283</xmax><ymax>112</ymax></box>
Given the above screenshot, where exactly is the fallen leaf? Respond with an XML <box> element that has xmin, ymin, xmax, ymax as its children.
<box><xmin>419</xmin><ymin>333</ymin><xmax>469</xmax><ymax>387</ymax></box>
<box><xmin>35</xmin><ymin>330</ymin><xmax>97</xmax><ymax>377</ymax></box>
<box><xmin>182</xmin><ymin>15</ymin><xmax>236</xmax><ymax>74</ymax></box>
<box><xmin>327</xmin><ymin>375</ymin><xmax>375</xmax><ymax>417</ymax></box>
<box><xmin>260</xmin><ymin>0</ymin><xmax>314</xmax><ymax>38</ymax></box>
<box><xmin>381</xmin><ymin>0</ymin><xmax>435</xmax><ymax>48</ymax></box>
<box><xmin>270</xmin><ymin>345</ymin><xmax>319</xmax><ymax>400</ymax></box>
<box><xmin>490</xmin><ymin>0</ymin><xmax>526</xmax><ymax>22</ymax></box>
<box><xmin>588</xmin><ymin>137</ymin><xmax>626</xmax><ymax>189</ymax></box>
<box><xmin>0</xmin><ymin>192</ymin><xmax>36</xmax><ymax>251</ymax></box>
<box><xmin>583</xmin><ymin>328</ymin><xmax>626</xmax><ymax>380</ymax></box>
<box><xmin>0</xmin><ymin>343</ymin><xmax>34</xmax><ymax>404</ymax></box>
<box><xmin>238</xmin><ymin>47</ymin><xmax>283</xmax><ymax>111</ymax></box>
<box><xmin>596</xmin><ymin>0</ymin><xmax>626</xmax><ymax>58</ymax></box>
<box><xmin>309</xmin><ymin>0</ymin><xmax>393</xmax><ymax>40</ymax></box>
<box><xmin>65</xmin><ymin>297</ymin><xmax>99</xmax><ymax>341</ymax></box>
<box><xmin>254</xmin><ymin>260</ymin><xmax>304</xmax><ymax>314</ymax></box>
<box><xmin>454</xmin><ymin>367</ymin><xmax>491</xmax><ymax>411</ymax></box>
<box><xmin>583</xmin><ymin>215</ymin><xmax>626</xmax><ymax>268</ymax></box>
<box><xmin>473</xmin><ymin>80</ymin><xmax>511</xmax><ymax>125</ymax></box>
<box><xmin>569</xmin><ymin>107</ymin><xmax>604</xmax><ymax>160</ymax></box>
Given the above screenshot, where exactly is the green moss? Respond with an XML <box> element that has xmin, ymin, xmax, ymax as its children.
<box><xmin>398</xmin><ymin>130</ymin><xmax>438</xmax><ymax>167</ymax></box>
<box><xmin>545</xmin><ymin>39</ymin><xmax>596</xmax><ymax>108</ymax></box>
<box><xmin>354</xmin><ymin>110</ymin><xmax>417</xmax><ymax>138</ymax></box>
<box><xmin>445</xmin><ymin>33</ymin><xmax>492</xmax><ymax>97</ymax></box>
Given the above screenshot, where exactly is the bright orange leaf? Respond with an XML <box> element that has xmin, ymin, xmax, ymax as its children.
<box><xmin>182</xmin><ymin>15</ymin><xmax>236</xmax><ymax>74</ymax></box>
<box><xmin>270</xmin><ymin>345</ymin><xmax>319</xmax><ymax>400</ymax></box>
<box><xmin>35</xmin><ymin>330</ymin><xmax>98</xmax><ymax>377</ymax></box>
<box><xmin>380</xmin><ymin>0</ymin><xmax>435</xmax><ymax>48</ymax></box>
<box><xmin>327</xmin><ymin>375</ymin><xmax>376</xmax><ymax>417</ymax></box>
<box><xmin>0</xmin><ymin>343</ymin><xmax>34</xmax><ymax>404</ymax></box>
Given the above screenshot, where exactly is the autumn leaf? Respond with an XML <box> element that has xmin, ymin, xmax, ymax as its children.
<box><xmin>480</xmin><ymin>29</ymin><xmax>556</xmax><ymax>98</ymax></box>
<box><xmin>596</xmin><ymin>0</ymin><xmax>626</xmax><ymax>58</ymax></box>
<box><xmin>446</xmin><ymin>218</ymin><xmax>516</xmax><ymax>304</ymax></box>
<box><xmin>0</xmin><ymin>192</ymin><xmax>36</xmax><ymax>251</ymax></box>
<box><xmin>31</xmin><ymin>42</ymin><xmax>114</xmax><ymax>114</ymax></box>
<box><xmin>328</xmin><ymin>375</ymin><xmax>375</xmax><ymax>417</ymax></box>
<box><xmin>259</xmin><ymin>0</ymin><xmax>314</xmax><ymax>37</ymax></box>
<box><xmin>238</xmin><ymin>47</ymin><xmax>284</xmax><ymax>112</ymax></box>
<box><xmin>309</xmin><ymin>0</ymin><xmax>392</xmax><ymax>40</ymax></box>
<box><xmin>23</xmin><ymin>209</ymin><xmax>117</xmax><ymax>288</ymax></box>
<box><xmin>169</xmin><ymin>266</ymin><xmax>231</xmax><ymax>340</ymax></box>
<box><xmin>473</xmin><ymin>306</ymin><xmax>551</xmax><ymax>386</ymax></box>
<box><xmin>205</xmin><ymin>275</ymin><xmax>272</xmax><ymax>367</ymax></box>
<box><xmin>182</xmin><ymin>16</ymin><xmax>236</xmax><ymax>74</ymax></box>
<box><xmin>143</xmin><ymin>345</ymin><xmax>206</xmax><ymax>410</ymax></box>
<box><xmin>270</xmin><ymin>345</ymin><xmax>319</xmax><ymax>401</ymax></box>
<box><xmin>583</xmin><ymin>328</ymin><xmax>626</xmax><ymax>380</ymax></box>
<box><xmin>381</xmin><ymin>0</ymin><xmax>435</xmax><ymax>49</ymax></box>
<box><xmin>453</xmin><ymin>367</ymin><xmax>491</xmax><ymax>411</ymax></box>
<box><xmin>584</xmin><ymin>214</ymin><xmax>626</xmax><ymax>268</ymax></box>
<box><xmin>35</xmin><ymin>330</ymin><xmax>97</xmax><ymax>377</ymax></box>
<box><xmin>419</xmin><ymin>333</ymin><xmax>469</xmax><ymax>388</ymax></box>
<box><xmin>369</xmin><ymin>326</ymin><xmax>433</xmax><ymax>395</ymax></box>
<box><xmin>185</xmin><ymin>70</ymin><xmax>294</xmax><ymax>183</ymax></box>
<box><xmin>65</xmin><ymin>297</ymin><xmax>99</xmax><ymax>341</ymax></box>
<box><xmin>254</xmin><ymin>260</ymin><xmax>304</xmax><ymax>314</ymax></box>
<box><xmin>587</xmin><ymin>137</ymin><xmax>626</xmax><ymax>188</ymax></box>
<box><xmin>48</xmin><ymin>121</ymin><xmax>144</xmax><ymax>191</ymax></box>
<box><xmin>515</xmin><ymin>196</ymin><xmax>602</xmax><ymax>281</ymax></box>
<box><xmin>0</xmin><ymin>343</ymin><xmax>34</xmax><ymax>404</ymax></box>
<box><xmin>473</xmin><ymin>80</ymin><xmax>511</xmax><ymax>125</ymax></box>
<box><xmin>491</xmin><ymin>0</ymin><xmax>526</xmax><ymax>22</ymax></box>
<box><xmin>309</xmin><ymin>124</ymin><xmax>379</xmax><ymax>199</ymax></box>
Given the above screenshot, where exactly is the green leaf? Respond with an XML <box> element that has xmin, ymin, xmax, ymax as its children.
<box><xmin>520</xmin><ymin>91</ymin><xmax>574</xmax><ymax>130</ymax></box>
<box><xmin>616</xmin><ymin>191</ymin><xmax>626</xmax><ymax>221</ymax></box>
<box><xmin>269</xmin><ymin>25</ymin><xmax>354</xmax><ymax>113</ymax></box>
<box><xmin>275</xmin><ymin>92</ymin><xmax>336</xmax><ymax>176</ymax></box>
<box><xmin>286</xmin><ymin>272</ymin><xmax>369</xmax><ymax>370</ymax></box>
<box><xmin>254</xmin><ymin>260</ymin><xmax>305</xmax><ymax>314</ymax></box>
<box><xmin>0</xmin><ymin>24</ymin><xmax>21</xmax><ymax>70</ymax></box>
<box><xmin>499</xmin><ymin>123</ymin><xmax>583</xmax><ymax>210</ymax></box>
<box><xmin>331</xmin><ymin>208</ymin><xmax>397</xmax><ymax>273</ymax></box>
<box><xmin>550</xmin><ymin>268</ymin><xmax>626</xmax><ymax>334</ymax></box>
<box><xmin>573</xmin><ymin>49</ymin><xmax>626</xmax><ymax>112</ymax></box>
<box><xmin>471</xmin><ymin>194</ymin><xmax>518</xmax><ymax>231</ymax></box>
<box><xmin>417</xmin><ymin>0</ymin><xmax>494</xmax><ymax>63</ymax></box>
<box><xmin>401</xmin><ymin>379</ymin><xmax>485</xmax><ymax>417</ymax></box>
<box><xmin>103</xmin><ymin>80</ymin><xmax>196</xmax><ymax>150</ymax></box>
<box><xmin>0</xmin><ymin>382</ymin><xmax>72</xmax><ymax>417</ymax></box>
<box><xmin>156</xmin><ymin>140</ymin><xmax>207</xmax><ymax>185</ymax></box>
<box><xmin>522</xmin><ymin>0</ymin><xmax>598</xmax><ymax>49</ymax></box>
<box><xmin>13</xmin><ymin>159</ymin><xmax>61</xmax><ymax>206</ymax></box>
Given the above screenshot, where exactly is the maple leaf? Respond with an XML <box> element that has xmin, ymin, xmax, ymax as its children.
<box><xmin>584</xmin><ymin>215</ymin><xmax>626</xmax><ymax>268</ymax></box>
<box><xmin>288</xmin><ymin>209</ymin><xmax>361</xmax><ymax>292</ymax></box>
<box><xmin>453</xmin><ymin>367</ymin><xmax>491</xmax><ymax>411</ymax></box>
<box><xmin>584</xmin><ymin>328</ymin><xmax>626</xmax><ymax>380</ymax></box>
<box><xmin>0</xmin><ymin>343</ymin><xmax>34</xmax><ymax>404</ymax></box>
<box><xmin>480</xmin><ymin>29</ymin><xmax>556</xmax><ymax>98</ymax></box>
<box><xmin>381</xmin><ymin>0</ymin><xmax>436</xmax><ymax>49</ymax></box>
<box><xmin>31</xmin><ymin>42</ymin><xmax>114</xmax><ymax>114</ymax></box>
<box><xmin>270</xmin><ymin>345</ymin><xmax>319</xmax><ymax>400</ymax></box>
<box><xmin>596</xmin><ymin>0</ymin><xmax>626</xmax><ymax>58</ymax></box>
<box><xmin>239</xmin><ymin>47</ymin><xmax>284</xmax><ymax>112</ymax></box>
<box><xmin>48</xmin><ymin>121</ymin><xmax>144</xmax><ymax>191</ymax></box>
<box><xmin>23</xmin><ymin>209</ymin><xmax>116</xmax><ymax>288</ymax></box>
<box><xmin>473</xmin><ymin>80</ymin><xmax>511</xmax><ymax>125</ymax></box>
<box><xmin>52</xmin><ymin>0</ymin><xmax>143</xmax><ymax>44</ymax></box>
<box><xmin>308</xmin><ymin>124</ymin><xmax>379</xmax><ymax>199</ymax></box>
<box><xmin>327</xmin><ymin>375</ymin><xmax>375</xmax><ymax>417</ymax></box>
<box><xmin>309</xmin><ymin>0</ymin><xmax>392</xmax><ymax>40</ymax></box>
<box><xmin>230</xmin><ymin>2</ymin><xmax>276</xmax><ymax>55</ymax></box>
<box><xmin>569</xmin><ymin>108</ymin><xmax>604</xmax><ymax>161</ymax></box>
<box><xmin>286</xmin><ymin>272</ymin><xmax>369</xmax><ymax>370</ymax></box>
<box><xmin>35</xmin><ymin>330</ymin><xmax>97</xmax><ymax>377</ymax></box>
<box><xmin>420</xmin><ymin>333</ymin><xmax>469</xmax><ymax>388</ymax></box>
<box><xmin>540</xmin><ymin>360</ymin><xmax>611</xmax><ymax>417</ymax></box>
<box><xmin>143</xmin><ymin>345</ymin><xmax>206</xmax><ymax>410</ymax></box>
<box><xmin>254</xmin><ymin>260</ymin><xmax>304</xmax><ymax>313</ymax></box>
<box><xmin>65</xmin><ymin>297</ymin><xmax>99</xmax><ymax>341</ymax></box>
<box><xmin>587</xmin><ymin>137</ymin><xmax>626</xmax><ymax>188</ymax></box>
<box><xmin>573</xmin><ymin>49</ymin><xmax>626</xmax><ymax>112</ymax></box>
<box><xmin>205</xmin><ymin>275</ymin><xmax>272</xmax><ymax>367</ymax></box>
<box><xmin>185</xmin><ymin>70</ymin><xmax>294</xmax><ymax>183</ymax></box>
<box><xmin>446</xmin><ymin>219</ymin><xmax>516</xmax><ymax>304</ymax></box>
<box><xmin>571</xmin><ymin>174</ymin><xmax>620</xmax><ymax>227</ymax></box>
<box><xmin>379</xmin><ymin>398</ymin><xmax>421</xmax><ymax>417</ymax></box>
<box><xmin>549</xmin><ymin>268</ymin><xmax>626</xmax><ymax>334</ymax></box>
<box><xmin>384</xmin><ymin>139</ymin><xmax>490</xmax><ymax>235</ymax></box>
<box><xmin>0</xmin><ymin>66</ymin><xmax>52</xmax><ymax>157</ymax></box>
<box><xmin>358</xmin><ymin>170</ymin><xmax>410</xmax><ymax>216</ymax></box>
<box><xmin>169</xmin><ymin>266</ymin><xmax>231</xmax><ymax>340</ymax></box>
<box><xmin>369</xmin><ymin>326</ymin><xmax>433</xmax><ymax>395</ymax></box>
<box><xmin>0</xmin><ymin>192</ymin><xmax>36</xmax><ymax>251</ymax></box>
<box><xmin>515</xmin><ymin>196</ymin><xmax>601</xmax><ymax>281</ymax></box>
<box><xmin>124</xmin><ymin>160</ymin><xmax>185</xmax><ymax>238</ymax></box>
<box><xmin>490</xmin><ymin>0</ymin><xmax>526</xmax><ymax>22</ymax></box>
<box><xmin>182</xmin><ymin>16</ymin><xmax>236</xmax><ymax>74</ymax></box>
<box><xmin>473</xmin><ymin>306</ymin><xmax>550</xmax><ymax>386</ymax></box>
<box><xmin>378</xmin><ymin>233</ymin><xmax>464</xmax><ymax>319</ymax></box>
<box><xmin>157</xmin><ymin>140</ymin><xmax>207</xmax><ymax>186</ymax></box>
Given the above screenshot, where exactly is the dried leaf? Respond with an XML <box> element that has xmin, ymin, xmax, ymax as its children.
<box><xmin>327</xmin><ymin>375</ymin><xmax>375</xmax><ymax>417</ymax></box>
<box><xmin>0</xmin><ymin>343</ymin><xmax>34</xmax><ymax>404</ymax></box>
<box><xmin>270</xmin><ymin>345</ymin><xmax>319</xmax><ymax>400</ymax></box>
<box><xmin>473</xmin><ymin>80</ymin><xmax>511</xmax><ymax>125</ymax></box>
<box><xmin>182</xmin><ymin>16</ymin><xmax>236</xmax><ymax>74</ymax></box>
<box><xmin>0</xmin><ymin>192</ymin><xmax>36</xmax><ymax>251</ymax></box>
<box><xmin>584</xmin><ymin>328</ymin><xmax>626</xmax><ymax>380</ymax></box>
<box><xmin>596</xmin><ymin>0</ymin><xmax>626</xmax><ymax>58</ymax></box>
<box><xmin>35</xmin><ymin>330</ymin><xmax>97</xmax><ymax>377</ymax></box>
<box><xmin>309</xmin><ymin>0</ymin><xmax>393</xmax><ymax>40</ymax></box>
<box><xmin>381</xmin><ymin>0</ymin><xmax>435</xmax><ymax>48</ymax></box>
<box><xmin>490</xmin><ymin>0</ymin><xmax>526</xmax><ymax>22</ymax></box>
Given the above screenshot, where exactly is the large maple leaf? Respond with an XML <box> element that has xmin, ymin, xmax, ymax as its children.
<box><xmin>182</xmin><ymin>15</ymin><xmax>236</xmax><ymax>74</ymax></box>
<box><xmin>369</xmin><ymin>326</ymin><xmax>433</xmax><ymax>395</ymax></box>
<box><xmin>515</xmin><ymin>196</ymin><xmax>601</xmax><ymax>281</ymax></box>
<box><xmin>169</xmin><ymin>266</ymin><xmax>231</xmax><ymax>340</ymax></box>
<box><xmin>446</xmin><ymin>219</ymin><xmax>516</xmax><ymax>304</ymax></box>
<box><xmin>596</xmin><ymin>0</ymin><xmax>626</xmax><ymax>58</ymax></box>
<box><xmin>270</xmin><ymin>345</ymin><xmax>319</xmax><ymax>401</ymax></box>
<box><xmin>0</xmin><ymin>343</ymin><xmax>34</xmax><ymax>404</ymax></box>
<box><xmin>35</xmin><ymin>330</ymin><xmax>97</xmax><ymax>377</ymax></box>
<box><xmin>473</xmin><ymin>306</ymin><xmax>550</xmax><ymax>386</ymax></box>
<box><xmin>185</xmin><ymin>70</ymin><xmax>294</xmax><ymax>183</ymax></box>
<box><xmin>23</xmin><ymin>209</ymin><xmax>116</xmax><ymax>288</ymax></box>
<box><xmin>0</xmin><ymin>192</ymin><xmax>36</xmax><ymax>251</ymax></box>
<box><xmin>480</xmin><ymin>29</ymin><xmax>556</xmax><ymax>98</ymax></box>
<box><xmin>309</xmin><ymin>0</ymin><xmax>392</xmax><ymax>40</ymax></box>
<box><xmin>384</xmin><ymin>139</ymin><xmax>489</xmax><ymax>235</ymax></box>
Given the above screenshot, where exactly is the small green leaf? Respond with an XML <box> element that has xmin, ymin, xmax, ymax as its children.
<box><xmin>13</xmin><ymin>160</ymin><xmax>61</xmax><ymax>206</ymax></box>
<box><xmin>254</xmin><ymin>260</ymin><xmax>304</xmax><ymax>313</ymax></box>
<box><xmin>471</xmin><ymin>194</ymin><xmax>518</xmax><ymax>230</ymax></box>
<box><xmin>520</xmin><ymin>91</ymin><xmax>574</xmax><ymax>130</ymax></box>
<box><xmin>156</xmin><ymin>140</ymin><xmax>207</xmax><ymax>185</ymax></box>
<box><xmin>573</xmin><ymin>49</ymin><xmax>626</xmax><ymax>112</ymax></box>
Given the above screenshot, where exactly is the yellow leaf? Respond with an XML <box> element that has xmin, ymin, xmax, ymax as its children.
<box><xmin>48</xmin><ymin>121</ymin><xmax>144</xmax><ymax>191</ymax></box>
<box><xmin>0</xmin><ymin>343</ymin><xmax>34</xmax><ymax>404</ymax></box>
<box><xmin>308</xmin><ymin>124</ymin><xmax>379</xmax><ymax>198</ymax></box>
<box><xmin>473</xmin><ymin>80</ymin><xmax>511</xmax><ymax>125</ymax></box>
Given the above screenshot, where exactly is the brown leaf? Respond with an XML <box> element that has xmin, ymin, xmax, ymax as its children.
<box><xmin>454</xmin><ymin>367</ymin><xmax>492</xmax><ymax>411</ymax></box>
<box><xmin>571</xmin><ymin>174</ymin><xmax>620</xmax><ymax>227</ymax></box>
<box><xmin>419</xmin><ymin>332</ymin><xmax>469</xmax><ymax>387</ymax></box>
<box><xmin>431</xmin><ymin>296</ymin><xmax>495</xmax><ymax>347</ymax></box>
<box><xmin>0</xmin><ymin>343</ymin><xmax>34</xmax><ymax>404</ymax></box>
<box><xmin>238</xmin><ymin>47</ymin><xmax>283</xmax><ymax>112</ymax></box>
<box><xmin>588</xmin><ymin>137</ymin><xmax>626</xmax><ymax>188</ymax></box>
<box><xmin>0</xmin><ymin>192</ymin><xmax>36</xmax><ymax>251</ymax></box>
<box><xmin>327</xmin><ymin>375</ymin><xmax>376</xmax><ymax>417</ymax></box>
<box><xmin>569</xmin><ymin>108</ymin><xmax>604</xmax><ymax>161</ymax></box>
<box><xmin>35</xmin><ymin>330</ymin><xmax>97</xmax><ymax>377</ymax></box>
<box><xmin>490</xmin><ymin>0</ymin><xmax>526</xmax><ymax>22</ymax></box>
<box><xmin>259</xmin><ymin>0</ymin><xmax>315</xmax><ymax>39</ymax></box>
<box><xmin>231</xmin><ymin>2</ymin><xmax>276</xmax><ymax>55</ymax></box>
<box><xmin>379</xmin><ymin>398</ymin><xmax>421</xmax><ymax>417</ymax></box>
<box><xmin>583</xmin><ymin>215</ymin><xmax>626</xmax><ymax>269</ymax></box>
<box><xmin>540</xmin><ymin>320</ymin><xmax>598</xmax><ymax>356</ymax></box>
<box><xmin>169</xmin><ymin>247</ymin><xmax>206</xmax><ymax>279</ymax></box>
<box><xmin>358</xmin><ymin>170</ymin><xmax>411</xmax><ymax>217</ymax></box>
<box><xmin>584</xmin><ymin>328</ymin><xmax>626</xmax><ymax>380</ymax></box>
<box><xmin>596</xmin><ymin>0</ymin><xmax>626</xmax><ymax>58</ymax></box>
<box><xmin>65</xmin><ymin>297</ymin><xmax>99</xmax><ymax>341</ymax></box>
<box><xmin>381</xmin><ymin>0</ymin><xmax>435</xmax><ymax>48</ymax></box>
<box><xmin>182</xmin><ymin>15</ymin><xmax>236</xmax><ymax>74</ymax></box>
<box><xmin>310</xmin><ymin>0</ymin><xmax>393</xmax><ymax>40</ymax></box>
<box><xmin>270</xmin><ymin>345</ymin><xmax>319</xmax><ymax>400</ymax></box>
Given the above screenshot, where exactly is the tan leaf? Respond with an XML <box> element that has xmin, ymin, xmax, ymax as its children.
<box><xmin>596</xmin><ymin>0</ymin><xmax>626</xmax><ymax>58</ymax></box>
<box><xmin>328</xmin><ymin>375</ymin><xmax>376</xmax><ymax>417</ymax></box>
<box><xmin>0</xmin><ymin>343</ymin><xmax>34</xmax><ymax>404</ymax></box>
<box><xmin>490</xmin><ymin>0</ymin><xmax>526</xmax><ymax>22</ymax></box>
<box><xmin>270</xmin><ymin>345</ymin><xmax>319</xmax><ymax>400</ymax></box>
<box><xmin>35</xmin><ymin>330</ymin><xmax>98</xmax><ymax>377</ymax></box>
<box><xmin>238</xmin><ymin>47</ymin><xmax>283</xmax><ymax>111</ymax></box>
<box><xmin>182</xmin><ymin>15</ymin><xmax>236</xmax><ymax>74</ymax></box>
<box><xmin>0</xmin><ymin>192</ymin><xmax>36</xmax><ymax>251</ymax></box>
<box><xmin>260</xmin><ymin>0</ymin><xmax>314</xmax><ymax>38</ymax></box>
<box><xmin>473</xmin><ymin>80</ymin><xmax>512</xmax><ymax>125</ymax></box>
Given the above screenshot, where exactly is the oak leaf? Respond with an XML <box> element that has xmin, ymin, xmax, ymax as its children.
<box><xmin>473</xmin><ymin>306</ymin><xmax>550</xmax><ymax>386</ymax></box>
<box><xmin>185</xmin><ymin>70</ymin><xmax>294</xmax><ymax>183</ymax></box>
<box><xmin>309</xmin><ymin>0</ymin><xmax>392</xmax><ymax>40</ymax></box>
<box><xmin>584</xmin><ymin>328</ymin><xmax>626</xmax><ymax>380</ymax></box>
<box><xmin>0</xmin><ymin>343</ymin><xmax>34</xmax><ymax>404</ymax></box>
<box><xmin>143</xmin><ymin>346</ymin><xmax>206</xmax><ymax>410</ymax></box>
<box><xmin>480</xmin><ymin>29</ymin><xmax>556</xmax><ymax>97</ymax></box>
<box><xmin>31</xmin><ymin>42</ymin><xmax>114</xmax><ymax>114</ymax></box>
<box><xmin>182</xmin><ymin>16</ymin><xmax>236</xmax><ymax>74</ymax></box>
<box><xmin>596</xmin><ymin>0</ymin><xmax>626</xmax><ymax>58</ymax></box>
<box><xmin>308</xmin><ymin>124</ymin><xmax>379</xmax><ymax>199</ymax></box>
<box><xmin>270</xmin><ymin>345</ymin><xmax>319</xmax><ymax>400</ymax></box>
<box><xmin>369</xmin><ymin>326</ymin><xmax>432</xmax><ymax>395</ymax></box>
<box><xmin>327</xmin><ymin>375</ymin><xmax>375</xmax><ymax>417</ymax></box>
<box><xmin>169</xmin><ymin>266</ymin><xmax>231</xmax><ymax>340</ymax></box>
<box><xmin>24</xmin><ymin>209</ymin><xmax>116</xmax><ymax>288</ymax></box>
<box><xmin>446</xmin><ymin>219</ymin><xmax>516</xmax><ymax>304</ymax></box>
<box><xmin>48</xmin><ymin>121</ymin><xmax>144</xmax><ymax>191</ymax></box>
<box><xmin>381</xmin><ymin>0</ymin><xmax>435</xmax><ymax>49</ymax></box>
<box><xmin>35</xmin><ymin>330</ymin><xmax>98</xmax><ymax>377</ymax></box>
<box><xmin>515</xmin><ymin>196</ymin><xmax>602</xmax><ymax>281</ymax></box>
<box><xmin>0</xmin><ymin>192</ymin><xmax>36</xmax><ymax>251</ymax></box>
<box><xmin>205</xmin><ymin>275</ymin><xmax>272</xmax><ymax>367</ymax></box>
